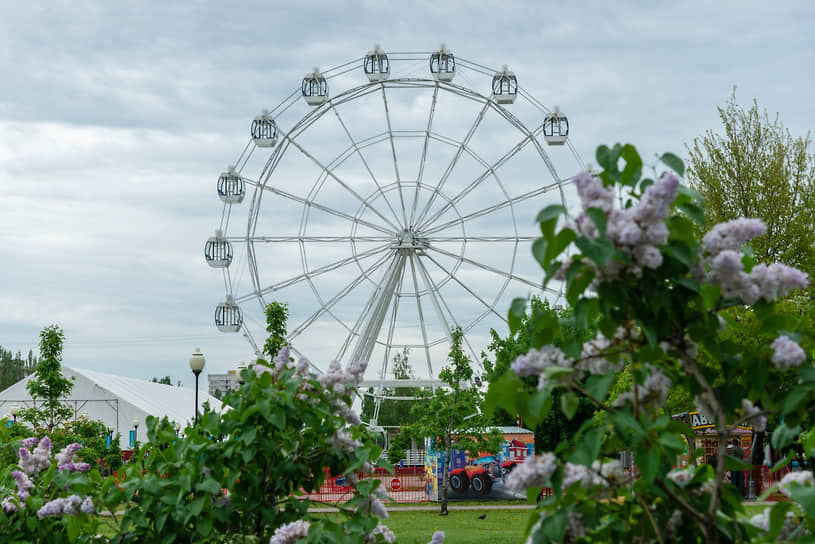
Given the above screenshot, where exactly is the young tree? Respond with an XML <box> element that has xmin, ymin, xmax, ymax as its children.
<box><xmin>22</xmin><ymin>326</ymin><xmax>73</xmax><ymax>432</ymax></box>
<box><xmin>262</xmin><ymin>301</ymin><xmax>289</xmax><ymax>358</ymax></box>
<box><xmin>687</xmin><ymin>92</ymin><xmax>815</xmax><ymax>274</ymax></box>
<box><xmin>482</xmin><ymin>297</ymin><xmax>595</xmax><ymax>451</ymax></box>
<box><xmin>688</xmin><ymin>93</ymin><xmax>815</xmax><ymax>467</ymax></box>
<box><xmin>409</xmin><ymin>327</ymin><xmax>502</xmax><ymax>515</ymax></box>
<box><xmin>150</xmin><ymin>376</ymin><xmax>173</xmax><ymax>386</ymax></box>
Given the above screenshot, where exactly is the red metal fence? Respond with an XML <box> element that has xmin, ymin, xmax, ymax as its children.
<box><xmin>303</xmin><ymin>467</ymin><xmax>429</xmax><ymax>503</ymax></box>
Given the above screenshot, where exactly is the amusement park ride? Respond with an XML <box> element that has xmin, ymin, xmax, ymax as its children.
<box><xmin>205</xmin><ymin>46</ymin><xmax>584</xmax><ymax>424</ymax></box>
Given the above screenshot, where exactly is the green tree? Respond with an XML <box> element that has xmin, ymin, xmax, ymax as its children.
<box><xmin>687</xmin><ymin>91</ymin><xmax>815</xmax><ymax>274</ymax></box>
<box><xmin>21</xmin><ymin>326</ymin><xmax>74</xmax><ymax>432</ymax></box>
<box><xmin>262</xmin><ymin>301</ymin><xmax>289</xmax><ymax>358</ymax></box>
<box><xmin>482</xmin><ymin>297</ymin><xmax>595</xmax><ymax>452</ymax></box>
<box><xmin>360</xmin><ymin>348</ymin><xmax>427</xmax><ymax>427</ymax></box>
<box><xmin>0</xmin><ymin>346</ymin><xmax>37</xmax><ymax>391</ymax></box>
<box><xmin>408</xmin><ymin>327</ymin><xmax>502</xmax><ymax>515</ymax></box>
<box><xmin>150</xmin><ymin>376</ymin><xmax>173</xmax><ymax>385</ymax></box>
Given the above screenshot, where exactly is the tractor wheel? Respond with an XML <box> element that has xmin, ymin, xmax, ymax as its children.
<box><xmin>471</xmin><ymin>473</ymin><xmax>492</xmax><ymax>496</ymax></box>
<box><xmin>449</xmin><ymin>472</ymin><xmax>468</xmax><ymax>492</ymax></box>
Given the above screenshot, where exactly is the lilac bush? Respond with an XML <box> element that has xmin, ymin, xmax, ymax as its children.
<box><xmin>488</xmin><ymin>144</ymin><xmax>815</xmax><ymax>542</ymax></box>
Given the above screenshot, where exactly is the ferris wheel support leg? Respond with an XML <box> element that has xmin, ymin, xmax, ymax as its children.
<box><xmin>408</xmin><ymin>254</ymin><xmax>435</xmax><ymax>379</ymax></box>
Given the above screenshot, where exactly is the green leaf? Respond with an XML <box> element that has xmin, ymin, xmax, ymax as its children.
<box><xmin>531</xmin><ymin>237</ymin><xmax>548</xmax><ymax>267</ymax></box>
<box><xmin>636</xmin><ymin>448</ymin><xmax>660</xmax><ymax>483</ymax></box>
<box><xmin>560</xmin><ymin>391</ymin><xmax>579</xmax><ymax>420</ymax></box>
<box><xmin>575</xmin><ymin>236</ymin><xmax>616</xmax><ymax>268</ymax></box>
<box><xmin>657</xmin><ymin>433</ymin><xmax>687</xmax><ymax>452</ymax></box>
<box><xmin>566</xmin><ymin>267</ymin><xmax>596</xmax><ymax>307</ymax></box>
<box><xmin>677</xmin><ymin>202</ymin><xmax>706</xmax><ymax>226</ymax></box>
<box><xmin>508</xmin><ymin>297</ymin><xmax>527</xmax><ymax>335</ymax></box>
<box><xmin>547</xmin><ymin>229</ymin><xmax>576</xmax><ymax>267</ymax></box>
<box><xmin>660</xmin><ymin>152</ymin><xmax>685</xmax><ymax>177</ymax></box>
<box><xmin>782</xmin><ymin>387</ymin><xmax>809</xmax><ymax>416</ymax></box>
<box><xmin>525</xmin><ymin>390</ymin><xmax>552</xmax><ymax>427</ymax></box>
<box><xmin>772</xmin><ymin>424</ymin><xmax>802</xmax><ymax>451</ymax></box>
<box><xmin>769</xmin><ymin>501</ymin><xmax>794</xmax><ymax>539</ymax></box>
<box><xmin>677</xmin><ymin>184</ymin><xmax>705</xmax><ymax>206</ymax></box>
<box><xmin>700</xmin><ymin>284</ymin><xmax>721</xmax><ymax>311</ymax></box>
<box><xmin>676</xmin><ymin>277</ymin><xmax>700</xmax><ymax>292</ymax></box>
<box><xmin>536</xmin><ymin>204</ymin><xmax>566</xmax><ymax>224</ymax></box>
<box><xmin>585</xmin><ymin>373</ymin><xmax>614</xmax><ymax>401</ymax></box>
<box><xmin>585</xmin><ymin>207</ymin><xmax>608</xmax><ymax>238</ymax></box>
<box><xmin>571</xmin><ymin>427</ymin><xmax>604</xmax><ymax>466</ymax></box>
<box><xmin>620</xmin><ymin>144</ymin><xmax>643</xmax><ymax>187</ymax></box>
<box><xmin>485</xmin><ymin>371</ymin><xmax>525</xmax><ymax>418</ymax></box>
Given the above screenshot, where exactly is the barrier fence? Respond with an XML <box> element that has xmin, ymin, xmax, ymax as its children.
<box><xmin>304</xmin><ymin>467</ymin><xmax>429</xmax><ymax>503</ymax></box>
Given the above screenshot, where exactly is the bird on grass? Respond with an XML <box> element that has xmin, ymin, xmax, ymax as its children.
<box><xmin>478</xmin><ymin>513</ymin><xmax>487</xmax><ymax>520</ymax></box>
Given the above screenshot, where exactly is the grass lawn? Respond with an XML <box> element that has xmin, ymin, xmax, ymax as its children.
<box><xmin>317</xmin><ymin>509</ymin><xmax>531</xmax><ymax>544</ymax></box>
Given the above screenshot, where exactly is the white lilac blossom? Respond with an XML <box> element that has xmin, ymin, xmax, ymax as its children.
<box><xmin>367</xmin><ymin>523</ymin><xmax>396</xmax><ymax>543</ymax></box>
<box><xmin>613</xmin><ymin>368</ymin><xmax>671</xmax><ymax>409</ymax></box>
<box><xmin>594</xmin><ymin>459</ymin><xmax>626</xmax><ymax>484</ymax></box>
<box><xmin>328</xmin><ymin>431</ymin><xmax>362</xmax><ymax>453</ymax></box>
<box><xmin>562</xmin><ymin>462</ymin><xmax>604</xmax><ymax>490</ymax></box>
<box><xmin>666</xmin><ymin>468</ymin><xmax>693</xmax><ymax>485</ymax></box>
<box><xmin>740</xmin><ymin>399</ymin><xmax>767</xmax><ymax>432</ymax></box>
<box><xmin>771</xmin><ymin>335</ymin><xmax>806</xmax><ymax>370</ymax></box>
<box><xmin>338</xmin><ymin>404</ymin><xmax>362</xmax><ymax>425</ymax></box>
<box><xmin>577</xmin><ymin>331</ymin><xmax>626</xmax><ymax>374</ymax></box>
<box><xmin>702</xmin><ymin>219</ymin><xmax>766</xmax><ymax>257</ymax></box>
<box><xmin>511</xmin><ymin>346</ymin><xmax>574</xmax><ymax>389</ymax></box>
<box><xmin>269</xmin><ymin>520</ymin><xmax>311</xmax><ymax>544</ymax></box>
<box><xmin>751</xmin><ymin>263</ymin><xmax>809</xmax><ymax>301</ymax></box>
<box><xmin>750</xmin><ymin>507</ymin><xmax>798</xmax><ymax>540</ymax></box>
<box><xmin>778</xmin><ymin>470</ymin><xmax>815</xmax><ymax>497</ymax></box>
<box><xmin>565</xmin><ymin>512</ymin><xmax>586</xmax><ymax>541</ymax></box>
<box><xmin>505</xmin><ymin>453</ymin><xmax>557</xmax><ymax>492</ymax></box>
<box><xmin>428</xmin><ymin>531</ymin><xmax>445</xmax><ymax>544</ymax></box>
<box><xmin>12</xmin><ymin>470</ymin><xmax>34</xmax><ymax>501</ymax></box>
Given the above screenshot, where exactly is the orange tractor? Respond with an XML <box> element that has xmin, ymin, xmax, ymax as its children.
<box><xmin>448</xmin><ymin>455</ymin><xmax>502</xmax><ymax>496</ymax></box>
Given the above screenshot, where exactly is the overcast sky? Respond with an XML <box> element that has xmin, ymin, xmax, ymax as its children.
<box><xmin>1</xmin><ymin>2</ymin><xmax>813</xmax><ymax>387</ymax></box>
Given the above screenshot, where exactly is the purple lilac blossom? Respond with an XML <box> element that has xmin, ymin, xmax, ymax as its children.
<box><xmin>702</xmin><ymin>218</ymin><xmax>766</xmax><ymax>257</ymax></box>
<box><xmin>12</xmin><ymin>470</ymin><xmax>34</xmax><ymax>501</ymax></box>
<box><xmin>428</xmin><ymin>531</ymin><xmax>445</xmax><ymax>544</ymax></box>
<box><xmin>328</xmin><ymin>431</ymin><xmax>362</xmax><ymax>453</ymax></box>
<box><xmin>2</xmin><ymin>496</ymin><xmax>18</xmax><ymax>513</ymax></box>
<box><xmin>367</xmin><ymin>523</ymin><xmax>396</xmax><ymax>543</ymax></box>
<box><xmin>771</xmin><ymin>335</ymin><xmax>806</xmax><ymax>370</ymax></box>
<box><xmin>269</xmin><ymin>520</ymin><xmax>311</xmax><ymax>544</ymax></box>
<box><xmin>18</xmin><ymin>436</ymin><xmax>52</xmax><ymax>475</ymax></box>
<box><xmin>80</xmin><ymin>496</ymin><xmax>95</xmax><ymax>514</ymax></box>
<box><xmin>21</xmin><ymin>437</ymin><xmax>39</xmax><ymax>449</ymax></box>
<box><xmin>55</xmin><ymin>443</ymin><xmax>82</xmax><ymax>472</ymax></box>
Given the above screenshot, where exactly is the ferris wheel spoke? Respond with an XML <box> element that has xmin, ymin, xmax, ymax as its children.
<box><xmin>408</xmin><ymin>254</ymin><xmax>435</xmax><ymax>378</ymax></box>
<box><xmin>281</xmin><ymin>131</ymin><xmax>403</xmax><ymax>232</ymax></box>
<box><xmin>378</xmin><ymin>260</ymin><xmax>408</xmax><ymax>380</ymax></box>
<box><xmin>421</xmin><ymin>253</ymin><xmax>508</xmax><ymax>325</ymax></box>
<box><xmin>235</xmin><ymin>242</ymin><xmax>393</xmax><ymax>304</ymax></box>
<box><xmin>349</xmin><ymin>254</ymin><xmax>407</xmax><ymax>366</ymax></box>
<box><xmin>288</xmin><ymin>251</ymin><xmax>396</xmax><ymax>342</ymax></box>
<box><xmin>428</xmin><ymin>236</ymin><xmax>536</xmax><ymax>242</ymax></box>
<box><xmin>330</xmin><ymin>103</ymin><xmax>404</xmax><ymax>227</ymax></box>
<box><xmin>256</xmin><ymin>182</ymin><xmax>394</xmax><ymax>236</ymax></box>
<box><xmin>417</xmin><ymin>125</ymin><xmax>544</xmax><ymax>231</ymax></box>
<box><xmin>233</xmin><ymin>236</ymin><xmax>392</xmax><ymax>243</ymax></box>
<box><xmin>380</xmin><ymin>86</ymin><xmax>409</xmax><ymax>226</ymax></box>
<box><xmin>414</xmin><ymin>257</ymin><xmax>482</xmax><ymax>369</ymax></box>
<box><xmin>423</xmin><ymin>180</ymin><xmax>563</xmax><ymax>236</ymax></box>
<box><xmin>426</xmin><ymin>244</ymin><xmax>549</xmax><ymax>293</ymax></box>
<box><xmin>413</xmin><ymin>100</ymin><xmax>491</xmax><ymax>228</ymax></box>
<box><xmin>410</xmin><ymin>84</ymin><xmax>440</xmax><ymax>227</ymax></box>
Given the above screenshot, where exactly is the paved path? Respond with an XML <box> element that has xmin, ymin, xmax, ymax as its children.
<box><xmin>309</xmin><ymin>500</ymin><xmax>779</xmax><ymax>513</ymax></box>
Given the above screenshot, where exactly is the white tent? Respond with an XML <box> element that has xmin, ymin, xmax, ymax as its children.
<box><xmin>0</xmin><ymin>367</ymin><xmax>223</xmax><ymax>449</ymax></box>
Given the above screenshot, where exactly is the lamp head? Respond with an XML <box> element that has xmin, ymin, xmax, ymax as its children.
<box><xmin>10</xmin><ymin>403</ymin><xmax>19</xmax><ymax>416</ymax></box>
<box><xmin>189</xmin><ymin>347</ymin><xmax>206</xmax><ymax>372</ymax></box>
<box><xmin>132</xmin><ymin>418</ymin><xmax>139</xmax><ymax>428</ymax></box>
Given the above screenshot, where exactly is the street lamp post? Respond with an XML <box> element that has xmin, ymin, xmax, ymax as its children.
<box><xmin>10</xmin><ymin>403</ymin><xmax>19</xmax><ymax>424</ymax></box>
<box><xmin>174</xmin><ymin>422</ymin><xmax>182</xmax><ymax>437</ymax></box>
<box><xmin>189</xmin><ymin>347</ymin><xmax>206</xmax><ymax>425</ymax></box>
<box><xmin>133</xmin><ymin>418</ymin><xmax>140</xmax><ymax>444</ymax></box>
<box><xmin>237</xmin><ymin>362</ymin><xmax>247</xmax><ymax>386</ymax></box>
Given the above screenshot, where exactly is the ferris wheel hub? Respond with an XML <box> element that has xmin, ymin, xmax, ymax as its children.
<box><xmin>395</xmin><ymin>228</ymin><xmax>430</xmax><ymax>253</ymax></box>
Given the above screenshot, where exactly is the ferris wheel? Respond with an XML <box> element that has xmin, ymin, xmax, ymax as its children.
<box><xmin>205</xmin><ymin>46</ymin><xmax>584</xmax><ymax>398</ymax></box>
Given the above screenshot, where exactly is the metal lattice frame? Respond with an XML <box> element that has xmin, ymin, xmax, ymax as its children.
<box><xmin>210</xmin><ymin>51</ymin><xmax>584</xmax><ymax>418</ymax></box>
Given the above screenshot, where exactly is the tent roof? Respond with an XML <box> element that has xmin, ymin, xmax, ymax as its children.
<box><xmin>69</xmin><ymin>368</ymin><xmax>223</xmax><ymax>423</ymax></box>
